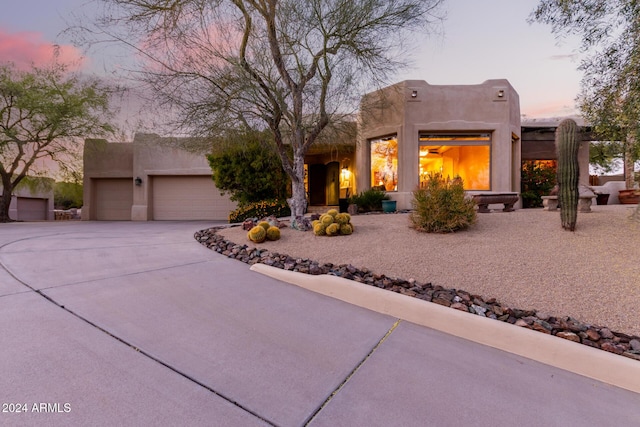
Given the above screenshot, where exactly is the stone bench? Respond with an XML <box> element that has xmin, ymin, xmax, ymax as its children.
<box><xmin>471</xmin><ymin>193</ymin><xmax>519</xmax><ymax>213</ymax></box>
<box><xmin>541</xmin><ymin>195</ymin><xmax>596</xmax><ymax>213</ymax></box>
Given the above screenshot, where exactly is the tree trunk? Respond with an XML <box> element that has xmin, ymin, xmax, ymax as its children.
<box><xmin>0</xmin><ymin>186</ymin><xmax>14</xmax><ymax>222</ymax></box>
<box><xmin>624</xmin><ymin>135</ymin><xmax>635</xmax><ymax>189</ymax></box>
<box><xmin>287</xmin><ymin>151</ymin><xmax>307</xmax><ymax>218</ymax></box>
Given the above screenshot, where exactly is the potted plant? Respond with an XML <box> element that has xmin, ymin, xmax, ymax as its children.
<box><xmin>618</xmin><ymin>171</ymin><xmax>640</xmax><ymax>204</ymax></box>
<box><xmin>595</xmin><ymin>191</ymin><xmax>610</xmax><ymax>205</ymax></box>
<box><xmin>381</xmin><ymin>199</ymin><xmax>397</xmax><ymax>213</ymax></box>
<box><xmin>588</xmin><ymin>186</ymin><xmax>610</xmax><ymax>205</ymax></box>
<box><xmin>618</xmin><ymin>188</ymin><xmax>640</xmax><ymax>204</ymax></box>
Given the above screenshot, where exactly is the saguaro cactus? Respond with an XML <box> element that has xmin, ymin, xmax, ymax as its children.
<box><xmin>555</xmin><ymin>119</ymin><xmax>580</xmax><ymax>231</ymax></box>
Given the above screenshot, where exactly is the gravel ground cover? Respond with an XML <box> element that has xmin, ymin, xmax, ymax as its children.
<box><xmin>216</xmin><ymin>205</ymin><xmax>640</xmax><ymax>337</ymax></box>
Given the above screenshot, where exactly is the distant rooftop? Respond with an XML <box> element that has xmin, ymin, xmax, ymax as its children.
<box><xmin>521</xmin><ymin>115</ymin><xmax>588</xmax><ymax>128</ymax></box>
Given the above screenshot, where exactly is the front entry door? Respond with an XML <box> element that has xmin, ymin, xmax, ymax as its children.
<box><xmin>326</xmin><ymin>161</ymin><xmax>340</xmax><ymax>205</ymax></box>
<box><xmin>309</xmin><ymin>164</ymin><xmax>326</xmax><ymax>205</ymax></box>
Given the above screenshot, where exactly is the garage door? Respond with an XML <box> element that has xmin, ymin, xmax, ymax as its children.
<box><xmin>152</xmin><ymin>176</ymin><xmax>235</xmax><ymax>220</ymax></box>
<box><xmin>94</xmin><ymin>178</ymin><xmax>133</xmax><ymax>220</ymax></box>
<box><xmin>17</xmin><ymin>197</ymin><xmax>47</xmax><ymax>221</ymax></box>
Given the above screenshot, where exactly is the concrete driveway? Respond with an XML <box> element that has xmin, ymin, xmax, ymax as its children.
<box><xmin>1</xmin><ymin>221</ymin><xmax>639</xmax><ymax>427</ymax></box>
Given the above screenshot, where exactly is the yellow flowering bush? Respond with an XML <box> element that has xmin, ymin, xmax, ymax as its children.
<box><xmin>228</xmin><ymin>199</ymin><xmax>291</xmax><ymax>223</ymax></box>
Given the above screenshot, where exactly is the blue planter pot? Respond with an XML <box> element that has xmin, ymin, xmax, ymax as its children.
<box><xmin>381</xmin><ymin>200</ymin><xmax>397</xmax><ymax>213</ymax></box>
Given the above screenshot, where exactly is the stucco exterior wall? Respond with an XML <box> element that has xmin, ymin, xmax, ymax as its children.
<box><xmin>82</xmin><ymin>139</ymin><xmax>134</xmax><ymax>220</ymax></box>
<box><xmin>357</xmin><ymin>80</ymin><xmax>521</xmax><ymax>209</ymax></box>
<box><xmin>131</xmin><ymin>133</ymin><xmax>215</xmax><ymax>220</ymax></box>
<box><xmin>3</xmin><ymin>180</ymin><xmax>55</xmax><ymax>221</ymax></box>
<box><xmin>83</xmin><ymin>134</ymin><xmax>235</xmax><ymax>221</ymax></box>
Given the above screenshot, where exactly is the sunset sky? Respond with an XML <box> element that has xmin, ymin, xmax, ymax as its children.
<box><xmin>0</xmin><ymin>0</ymin><xmax>584</xmax><ymax>119</ymax></box>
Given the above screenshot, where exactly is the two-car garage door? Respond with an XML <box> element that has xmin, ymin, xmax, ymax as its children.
<box><xmin>92</xmin><ymin>176</ymin><xmax>235</xmax><ymax>221</ymax></box>
<box><xmin>152</xmin><ymin>176</ymin><xmax>235</xmax><ymax>220</ymax></box>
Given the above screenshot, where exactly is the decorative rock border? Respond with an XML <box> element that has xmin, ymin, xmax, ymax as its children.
<box><xmin>195</xmin><ymin>226</ymin><xmax>640</xmax><ymax>362</ymax></box>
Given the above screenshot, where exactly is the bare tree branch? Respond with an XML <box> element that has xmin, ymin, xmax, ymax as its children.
<box><xmin>79</xmin><ymin>0</ymin><xmax>444</xmax><ymax>216</ymax></box>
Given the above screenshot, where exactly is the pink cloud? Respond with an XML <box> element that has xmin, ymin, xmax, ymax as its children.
<box><xmin>0</xmin><ymin>29</ymin><xmax>84</xmax><ymax>69</ymax></box>
<box><xmin>522</xmin><ymin>99</ymin><xmax>578</xmax><ymax>119</ymax></box>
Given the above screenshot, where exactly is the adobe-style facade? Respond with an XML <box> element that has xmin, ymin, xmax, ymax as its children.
<box><xmin>83</xmin><ymin>134</ymin><xmax>236</xmax><ymax>221</ymax></box>
<box><xmin>356</xmin><ymin>79</ymin><xmax>522</xmax><ymax>210</ymax></box>
<box><xmin>82</xmin><ymin>79</ymin><xmax>604</xmax><ymax>222</ymax></box>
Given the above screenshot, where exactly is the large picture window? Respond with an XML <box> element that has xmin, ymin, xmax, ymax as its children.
<box><xmin>370</xmin><ymin>135</ymin><xmax>398</xmax><ymax>191</ymax></box>
<box><xmin>419</xmin><ymin>133</ymin><xmax>491</xmax><ymax>190</ymax></box>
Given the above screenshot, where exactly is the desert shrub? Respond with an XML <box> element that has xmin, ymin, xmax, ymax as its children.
<box><xmin>229</xmin><ymin>199</ymin><xmax>291</xmax><ymax>223</ymax></box>
<box><xmin>410</xmin><ymin>173</ymin><xmax>476</xmax><ymax>233</ymax></box>
<box><xmin>349</xmin><ymin>188</ymin><xmax>389</xmax><ymax>212</ymax></box>
<box><xmin>520</xmin><ymin>161</ymin><xmax>556</xmax><ymax>208</ymax></box>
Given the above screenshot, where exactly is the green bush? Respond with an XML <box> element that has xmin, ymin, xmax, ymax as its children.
<box><xmin>53</xmin><ymin>181</ymin><xmax>83</xmax><ymax>210</ymax></box>
<box><xmin>520</xmin><ymin>161</ymin><xmax>557</xmax><ymax>208</ymax></box>
<box><xmin>349</xmin><ymin>188</ymin><xmax>389</xmax><ymax>212</ymax></box>
<box><xmin>410</xmin><ymin>173</ymin><xmax>476</xmax><ymax>233</ymax></box>
<box><xmin>229</xmin><ymin>199</ymin><xmax>291</xmax><ymax>223</ymax></box>
<box><xmin>207</xmin><ymin>130</ymin><xmax>290</xmax><ymax>207</ymax></box>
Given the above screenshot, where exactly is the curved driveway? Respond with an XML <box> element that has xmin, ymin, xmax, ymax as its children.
<box><xmin>0</xmin><ymin>221</ymin><xmax>639</xmax><ymax>426</ymax></box>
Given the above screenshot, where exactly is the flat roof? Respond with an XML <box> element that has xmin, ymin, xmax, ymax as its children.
<box><xmin>521</xmin><ymin>115</ymin><xmax>588</xmax><ymax>129</ymax></box>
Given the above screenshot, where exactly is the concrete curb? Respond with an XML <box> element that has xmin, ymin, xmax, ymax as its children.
<box><xmin>250</xmin><ymin>263</ymin><xmax>640</xmax><ymax>394</ymax></box>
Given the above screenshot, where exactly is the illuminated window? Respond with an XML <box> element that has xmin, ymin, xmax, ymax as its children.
<box><xmin>419</xmin><ymin>133</ymin><xmax>491</xmax><ymax>190</ymax></box>
<box><xmin>370</xmin><ymin>136</ymin><xmax>398</xmax><ymax>191</ymax></box>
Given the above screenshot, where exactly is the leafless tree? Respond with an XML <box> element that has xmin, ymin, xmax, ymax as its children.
<box><xmin>82</xmin><ymin>0</ymin><xmax>444</xmax><ymax>217</ymax></box>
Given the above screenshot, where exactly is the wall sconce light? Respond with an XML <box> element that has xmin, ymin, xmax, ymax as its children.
<box><xmin>340</xmin><ymin>158</ymin><xmax>351</xmax><ymax>188</ymax></box>
<box><xmin>134</xmin><ymin>177</ymin><xmax>143</xmax><ymax>186</ymax></box>
<box><xmin>411</xmin><ymin>90</ymin><xmax>418</xmax><ymax>98</ymax></box>
<box><xmin>497</xmin><ymin>89</ymin><xmax>505</xmax><ymax>98</ymax></box>
<box><xmin>341</xmin><ymin>167</ymin><xmax>351</xmax><ymax>180</ymax></box>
